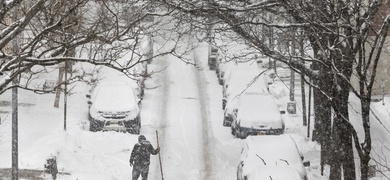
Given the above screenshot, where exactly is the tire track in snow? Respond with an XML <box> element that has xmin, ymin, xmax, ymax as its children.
<box><xmin>151</xmin><ymin>38</ymin><xmax>212</xmax><ymax>179</ymax></box>
<box><xmin>151</xmin><ymin>55</ymin><xmax>170</xmax><ymax>180</ymax></box>
<box><xmin>163</xmin><ymin>53</ymin><xmax>203</xmax><ymax>179</ymax></box>
<box><xmin>193</xmin><ymin>48</ymin><xmax>213</xmax><ymax>179</ymax></box>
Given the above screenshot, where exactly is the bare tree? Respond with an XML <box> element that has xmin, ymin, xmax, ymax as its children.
<box><xmin>2</xmin><ymin>0</ymin><xmax>390</xmax><ymax>179</ymax></box>
<box><xmin>0</xmin><ymin>0</ymin><xmax>176</xmax><ymax>95</ymax></box>
<box><xmin>155</xmin><ymin>0</ymin><xmax>390</xmax><ymax>179</ymax></box>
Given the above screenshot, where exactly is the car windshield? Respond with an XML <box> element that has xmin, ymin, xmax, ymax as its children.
<box><xmin>246</xmin><ymin>136</ymin><xmax>302</xmax><ymax>167</ymax></box>
<box><xmin>93</xmin><ymin>84</ymin><xmax>138</xmax><ymax>111</ymax></box>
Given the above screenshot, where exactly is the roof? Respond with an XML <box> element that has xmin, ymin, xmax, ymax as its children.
<box><xmin>236</xmin><ymin>93</ymin><xmax>283</xmax><ymax>126</ymax></box>
<box><xmin>241</xmin><ymin>135</ymin><xmax>306</xmax><ymax>179</ymax></box>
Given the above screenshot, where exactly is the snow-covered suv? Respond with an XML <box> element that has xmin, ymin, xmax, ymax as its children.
<box><xmin>86</xmin><ymin>81</ymin><xmax>141</xmax><ymax>134</ymax></box>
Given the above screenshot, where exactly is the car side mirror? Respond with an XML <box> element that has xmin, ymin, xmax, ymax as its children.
<box><xmin>303</xmin><ymin>161</ymin><xmax>310</xmax><ymax>167</ymax></box>
<box><xmin>86</xmin><ymin>94</ymin><xmax>91</xmax><ymax>98</ymax></box>
<box><xmin>87</xmin><ymin>101</ymin><xmax>92</xmax><ymax>105</ymax></box>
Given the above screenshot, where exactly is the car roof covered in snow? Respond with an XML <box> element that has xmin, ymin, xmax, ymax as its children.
<box><xmin>236</xmin><ymin>93</ymin><xmax>282</xmax><ymax>124</ymax></box>
<box><xmin>91</xmin><ymin>81</ymin><xmax>139</xmax><ymax>112</ymax></box>
<box><xmin>241</xmin><ymin>135</ymin><xmax>306</xmax><ymax>179</ymax></box>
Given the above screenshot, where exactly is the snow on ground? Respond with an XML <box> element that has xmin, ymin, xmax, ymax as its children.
<box><xmin>0</xmin><ymin>38</ymin><xmax>390</xmax><ymax>180</ymax></box>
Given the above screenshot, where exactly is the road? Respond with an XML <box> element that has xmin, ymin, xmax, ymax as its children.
<box><xmin>141</xmin><ymin>41</ymin><xmax>242</xmax><ymax>180</ymax></box>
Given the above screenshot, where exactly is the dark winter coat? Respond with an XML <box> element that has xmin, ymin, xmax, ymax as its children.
<box><xmin>130</xmin><ymin>140</ymin><xmax>159</xmax><ymax>166</ymax></box>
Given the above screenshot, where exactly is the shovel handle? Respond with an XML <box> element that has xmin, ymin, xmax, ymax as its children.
<box><xmin>156</xmin><ymin>130</ymin><xmax>164</xmax><ymax>180</ymax></box>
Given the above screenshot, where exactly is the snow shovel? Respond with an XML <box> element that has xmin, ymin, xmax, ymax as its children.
<box><xmin>156</xmin><ymin>130</ymin><xmax>164</xmax><ymax>180</ymax></box>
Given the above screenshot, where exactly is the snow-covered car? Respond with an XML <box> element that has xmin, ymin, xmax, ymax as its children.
<box><xmin>208</xmin><ymin>46</ymin><xmax>219</xmax><ymax>70</ymax></box>
<box><xmin>86</xmin><ymin>81</ymin><xmax>141</xmax><ymax>134</ymax></box>
<box><xmin>217</xmin><ymin>61</ymin><xmax>240</xmax><ymax>86</ymax></box>
<box><xmin>231</xmin><ymin>93</ymin><xmax>285</xmax><ymax>138</ymax></box>
<box><xmin>222</xmin><ymin>71</ymin><xmax>269</xmax><ymax>126</ymax></box>
<box><xmin>222</xmin><ymin>69</ymin><xmax>269</xmax><ymax>110</ymax></box>
<box><xmin>223</xmin><ymin>77</ymin><xmax>268</xmax><ymax>127</ymax></box>
<box><xmin>216</xmin><ymin>61</ymin><xmax>227</xmax><ymax>85</ymax></box>
<box><xmin>237</xmin><ymin>135</ymin><xmax>309</xmax><ymax>180</ymax></box>
<box><xmin>223</xmin><ymin>95</ymin><xmax>240</xmax><ymax>127</ymax></box>
<box><xmin>221</xmin><ymin>62</ymin><xmax>269</xmax><ymax>106</ymax></box>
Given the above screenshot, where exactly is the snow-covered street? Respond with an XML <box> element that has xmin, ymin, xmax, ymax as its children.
<box><xmin>0</xmin><ymin>39</ymin><xmax>390</xmax><ymax>180</ymax></box>
<box><xmin>146</xmin><ymin>42</ymin><xmax>243</xmax><ymax>179</ymax></box>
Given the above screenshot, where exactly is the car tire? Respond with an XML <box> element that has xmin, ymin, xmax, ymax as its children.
<box><xmin>240</xmin><ymin>133</ymin><xmax>247</xmax><ymax>139</ymax></box>
<box><xmin>135</xmin><ymin>119</ymin><xmax>141</xmax><ymax>134</ymax></box>
<box><xmin>236</xmin><ymin>129</ymin><xmax>246</xmax><ymax>139</ymax></box>
<box><xmin>223</xmin><ymin>121</ymin><xmax>229</xmax><ymax>127</ymax></box>
<box><xmin>223</xmin><ymin>116</ymin><xmax>231</xmax><ymax>127</ymax></box>
<box><xmin>89</xmin><ymin>119</ymin><xmax>99</xmax><ymax>132</ymax></box>
<box><xmin>129</xmin><ymin>116</ymin><xmax>141</xmax><ymax>135</ymax></box>
<box><xmin>218</xmin><ymin>79</ymin><xmax>223</xmax><ymax>85</ymax></box>
<box><xmin>222</xmin><ymin>100</ymin><xmax>226</xmax><ymax>110</ymax></box>
<box><xmin>133</xmin><ymin>127</ymin><xmax>140</xmax><ymax>135</ymax></box>
<box><xmin>236</xmin><ymin>129</ymin><xmax>241</xmax><ymax>139</ymax></box>
<box><xmin>231</xmin><ymin>126</ymin><xmax>236</xmax><ymax>136</ymax></box>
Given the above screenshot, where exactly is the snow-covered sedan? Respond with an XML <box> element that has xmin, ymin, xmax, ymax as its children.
<box><xmin>237</xmin><ymin>135</ymin><xmax>309</xmax><ymax>180</ymax></box>
<box><xmin>231</xmin><ymin>93</ymin><xmax>285</xmax><ymax>139</ymax></box>
<box><xmin>208</xmin><ymin>46</ymin><xmax>219</xmax><ymax>70</ymax></box>
<box><xmin>86</xmin><ymin>81</ymin><xmax>141</xmax><ymax>134</ymax></box>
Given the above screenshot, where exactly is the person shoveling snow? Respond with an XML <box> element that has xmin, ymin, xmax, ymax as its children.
<box><xmin>129</xmin><ymin>135</ymin><xmax>160</xmax><ymax>180</ymax></box>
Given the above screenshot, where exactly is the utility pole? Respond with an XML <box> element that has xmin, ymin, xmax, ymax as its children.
<box><xmin>289</xmin><ymin>66</ymin><xmax>295</xmax><ymax>102</ymax></box>
<box><xmin>64</xmin><ymin>62</ymin><xmax>67</xmax><ymax>131</ymax></box>
<box><xmin>381</xmin><ymin>79</ymin><xmax>386</xmax><ymax>105</ymax></box>
<box><xmin>299</xmin><ymin>30</ymin><xmax>307</xmax><ymax>126</ymax></box>
<box><xmin>287</xmin><ymin>35</ymin><xmax>297</xmax><ymax>115</ymax></box>
<box><xmin>11</xmin><ymin>8</ymin><xmax>19</xmax><ymax>180</ymax></box>
<box><xmin>308</xmin><ymin>79</ymin><xmax>312</xmax><ymax>138</ymax></box>
<box><xmin>53</xmin><ymin>65</ymin><xmax>64</xmax><ymax>108</ymax></box>
<box><xmin>12</xmin><ymin>75</ymin><xmax>18</xmax><ymax>180</ymax></box>
<box><xmin>62</xmin><ymin>3</ymin><xmax>78</xmax><ymax>130</ymax></box>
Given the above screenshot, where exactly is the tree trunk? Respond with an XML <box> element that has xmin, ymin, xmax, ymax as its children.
<box><xmin>360</xmin><ymin>156</ymin><xmax>370</xmax><ymax>180</ymax></box>
<box><xmin>301</xmin><ymin>69</ymin><xmax>307</xmax><ymax>126</ymax></box>
<box><xmin>359</xmin><ymin>98</ymin><xmax>372</xmax><ymax>180</ymax></box>
<box><xmin>314</xmin><ymin>68</ymin><xmax>333</xmax><ymax>167</ymax></box>
<box><xmin>330</xmin><ymin>53</ymin><xmax>355</xmax><ymax>180</ymax></box>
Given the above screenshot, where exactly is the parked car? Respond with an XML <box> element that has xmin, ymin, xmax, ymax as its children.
<box><xmin>217</xmin><ymin>61</ymin><xmax>237</xmax><ymax>86</ymax></box>
<box><xmin>237</xmin><ymin>135</ymin><xmax>309</xmax><ymax>180</ymax></box>
<box><xmin>223</xmin><ymin>95</ymin><xmax>240</xmax><ymax>127</ymax></box>
<box><xmin>208</xmin><ymin>46</ymin><xmax>219</xmax><ymax>70</ymax></box>
<box><xmin>86</xmin><ymin>80</ymin><xmax>141</xmax><ymax>134</ymax></box>
<box><xmin>231</xmin><ymin>93</ymin><xmax>285</xmax><ymax>138</ymax></box>
<box><xmin>221</xmin><ymin>62</ymin><xmax>267</xmax><ymax>99</ymax></box>
<box><xmin>222</xmin><ymin>70</ymin><xmax>269</xmax><ymax>110</ymax></box>
<box><xmin>217</xmin><ymin>61</ymin><xmax>227</xmax><ymax>85</ymax></box>
<box><xmin>223</xmin><ymin>82</ymin><xmax>267</xmax><ymax>127</ymax></box>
